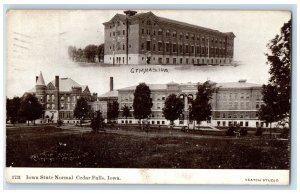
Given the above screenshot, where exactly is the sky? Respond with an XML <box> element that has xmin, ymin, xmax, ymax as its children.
<box><xmin>6</xmin><ymin>10</ymin><xmax>291</xmax><ymax>98</ymax></box>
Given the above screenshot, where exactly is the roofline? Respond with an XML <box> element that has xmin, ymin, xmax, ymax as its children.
<box><xmin>103</xmin><ymin>11</ymin><xmax>235</xmax><ymax>37</ymax></box>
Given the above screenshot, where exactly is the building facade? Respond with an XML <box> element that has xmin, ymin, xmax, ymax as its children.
<box><xmin>103</xmin><ymin>10</ymin><xmax>235</xmax><ymax>65</ymax></box>
<box><xmin>117</xmin><ymin>80</ymin><xmax>267</xmax><ymax>128</ymax></box>
<box><xmin>27</xmin><ymin>72</ymin><xmax>95</xmax><ymax>123</ymax></box>
<box><xmin>90</xmin><ymin>77</ymin><xmax>118</xmax><ymax>121</ymax></box>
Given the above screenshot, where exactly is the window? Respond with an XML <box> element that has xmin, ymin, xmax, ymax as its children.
<box><xmin>166</xmin><ymin>30</ymin><xmax>170</xmax><ymax>36</ymax></box>
<box><xmin>185</xmin><ymin>45</ymin><xmax>189</xmax><ymax>53</ymax></box>
<box><xmin>146</xmin><ymin>41</ymin><xmax>150</xmax><ymax>51</ymax></box>
<box><xmin>165</xmin><ymin>43</ymin><xmax>170</xmax><ymax>52</ymax></box>
<box><xmin>185</xmin><ymin>33</ymin><xmax>189</xmax><ymax>40</ymax></box>
<box><xmin>172</xmin><ymin>44</ymin><xmax>177</xmax><ymax>52</ymax></box>
<box><xmin>222</xmin><ymin>121</ymin><xmax>226</xmax><ymax>126</ymax></box>
<box><xmin>162</xmin><ymin>121</ymin><xmax>165</xmax><ymax>125</ymax></box>
<box><xmin>172</xmin><ymin>31</ymin><xmax>177</xmax><ymax>38</ymax></box>
<box><xmin>245</xmin><ymin>122</ymin><xmax>249</xmax><ymax>127</ymax></box>
<box><xmin>158</xmin><ymin>42</ymin><xmax>163</xmax><ymax>51</ymax></box>
<box><xmin>179</xmin><ymin>45</ymin><xmax>183</xmax><ymax>53</ymax></box>
<box><xmin>158</xmin><ymin>29</ymin><xmax>163</xmax><ymax>35</ymax></box>
<box><xmin>157</xmin><ymin>121</ymin><xmax>160</xmax><ymax>125</ymax></box>
<box><xmin>122</xmin><ymin>44</ymin><xmax>125</xmax><ymax>50</ymax></box>
<box><xmin>166</xmin><ymin>58</ymin><xmax>169</xmax><ymax>64</ymax></box>
<box><xmin>141</xmin><ymin>29</ymin><xmax>144</xmax><ymax>34</ymax></box>
<box><xmin>141</xmin><ymin>43</ymin><xmax>144</xmax><ymax>50</ymax></box>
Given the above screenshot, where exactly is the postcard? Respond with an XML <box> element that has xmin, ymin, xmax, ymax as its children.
<box><xmin>5</xmin><ymin>9</ymin><xmax>291</xmax><ymax>185</ymax></box>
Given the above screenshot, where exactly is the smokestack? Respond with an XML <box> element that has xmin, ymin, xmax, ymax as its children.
<box><xmin>36</xmin><ymin>76</ymin><xmax>38</xmax><ymax>83</ymax></box>
<box><xmin>110</xmin><ymin>77</ymin><xmax>113</xmax><ymax>91</ymax></box>
<box><xmin>55</xmin><ymin>76</ymin><xmax>59</xmax><ymax>90</ymax></box>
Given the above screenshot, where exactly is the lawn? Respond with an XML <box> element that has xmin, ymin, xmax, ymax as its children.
<box><xmin>6</xmin><ymin>125</ymin><xmax>290</xmax><ymax>169</ymax></box>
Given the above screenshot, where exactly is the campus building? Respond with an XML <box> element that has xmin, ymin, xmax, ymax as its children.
<box><xmin>27</xmin><ymin>72</ymin><xmax>96</xmax><ymax>123</ymax></box>
<box><xmin>117</xmin><ymin>80</ymin><xmax>266</xmax><ymax>128</ymax></box>
<box><xmin>90</xmin><ymin>77</ymin><xmax>118</xmax><ymax>120</ymax></box>
<box><xmin>103</xmin><ymin>10</ymin><xmax>235</xmax><ymax>65</ymax></box>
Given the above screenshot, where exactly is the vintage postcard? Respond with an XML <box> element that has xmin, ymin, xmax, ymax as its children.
<box><xmin>5</xmin><ymin>9</ymin><xmax>291</xmax><ymax>185</ymax></box>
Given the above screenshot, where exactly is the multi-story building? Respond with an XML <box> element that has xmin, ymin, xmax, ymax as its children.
<box><xmin>90</xmin><ymin>77</ymin><xmax>118</xmax><ymax>120</ymax></box>
<box><xmin>117</xmin><ymin>80</ymin><xmax>266</xmax><ymax>128</ymax></box>
<box><xmin>103</xmin><ymin>10</ymin><xmax>235</xmax><ymax>65</ymax></box>
<box><xmin>27</xmin><ymin>72</ymin><xmax>96</xmax><ymax>123</ymax></box>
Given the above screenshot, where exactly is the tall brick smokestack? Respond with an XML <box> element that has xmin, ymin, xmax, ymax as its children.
<box><xmin>55</xmin><ymin>76</ymin><xmax>60</xmax><ymax>112</ymax></box>
<box><xmin>110</xmin><ymin>77</ymin><xmax>113</xmax><ymax>91</ymax></box>
<box><xmin>55</xmin><ymin>76</ymin><xmax>59</xmax><ymax>90</ymax></box>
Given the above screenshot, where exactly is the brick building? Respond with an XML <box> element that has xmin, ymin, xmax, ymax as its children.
<box><xmin>27</xmin><ymin>72</ymin><xmax>96</xmax><ymax>123</ymax></box>
<box><xmin>117</xmin><ymin>80</ymin><xmax>266</xmax><ymax>128</ymax></box>
<box><xmin>90</xmin><ymin>77</ymin><xmax>118</xmax><ymax>121</ymax></box>
<box><xmin>103</xmin><ymin>10</ymin><xmax>235</xmax><ymax>65</ymax></box>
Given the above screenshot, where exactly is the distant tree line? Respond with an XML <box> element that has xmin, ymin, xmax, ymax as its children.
<box><xmin>68</xmin><ymin>44</ymin><xmax>104</xmax><ymax>63</ymax></box>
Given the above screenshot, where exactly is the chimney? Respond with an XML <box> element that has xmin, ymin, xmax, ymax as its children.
<box><xmin>110</xmin><ymin>77</ymin><xmax>113</xmax><ymax>91</ymax></box>
<box><xmin>36</xmin><ymin>76</ymin><xmax>38</xmax><ymax>83</ymax></box>
<box><xmin>55</xmin><ymin>76</ymin><xmax>59</xmax><ymax>90</ymax></box>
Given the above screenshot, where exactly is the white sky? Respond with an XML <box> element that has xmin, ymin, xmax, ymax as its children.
<box><xmin>6</xmin><ymin>10</ymin><xmax>291</xmax><ymax>98</ymax></box>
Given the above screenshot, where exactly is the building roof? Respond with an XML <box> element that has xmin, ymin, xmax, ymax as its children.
<box><xmin>50</xmin><ymin>78</ymin><xmax>84</xmax><ymax>92</ymax></box>
<box><xmin>118</xmin><ymin>81</ymin><xmax>262</xmax><ymax>91</ymax></box>
<box><xmin>28</xmin><ymin>77</ymin><xmax>89</xmax><ymax>93</ymax></box>
<box><xmin>104</xmin><ymin>11</ymin><xmax>234</xmax><ymax>36</ymax></box>
<box><xmin>36</xmin><ymin>71</ymin><xmax>45</xmax><ymax>86</ymax></box>
<box><xmin>216</xmin><ymin>82</ymin><xmax>262</xmax><ymax>89</ymax></box>
<box><xmin>118</xmin><ymin>84</ymin><xmax>167</xmax><ymax>91</ymax></box>
<box><xmin>99</xmin><ymin>90</ymin><xmax>118</xmax><ymax>98</ymax></box>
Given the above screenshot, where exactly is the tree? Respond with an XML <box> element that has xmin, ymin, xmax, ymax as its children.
<box><xmin>68</xmin><ymin>46</ymin><xmax>77</xmax><ymax>61</ymax></box>
<box><xmin>6</xmin><ymin>97</ymin><xmax>21</xmax><ymax>125</ymax></box>
<box><xmin>122</xmin><ymin>105</ymin><xmax>131</xmax><ymax>125</ymax></box>
<box><xmin>259</xmin><ymin>19</ymin><xmax>291</xmax><ymax>131</ymax></box>
<box><xmin>133</xmin><ymin>83</ymin><xmax>153</xmax><ymax>128</ymax></box>
<box><xmin>190</xmin><ymin>81</ymin><xmax>214</xmax><ymax>129</ymax></box>
<box><xmin>75</xmin><ymin>48</ymin><xmax>84</xmax><ymax>62</ymax></box>
<box><xmin>84</xmin><ymin>44</ymin><xmax>98</xmax><ymax>63</ymax></box>
<box><xmin>96</xmin><ymin>44</ymin><xmax>104</xmax><ymax>62</ymax></box>
<box><xmin>90</xmin><ymin>111</ymin><xmax>105</xmax><ymax>133</ymax></box>
<box><xmin>74</xmin><ymin>97</ymin><xmax>90</xmax><ymax>126</ymax></box>
<box><xmin>107</xmin><ymin>100</ymin><xmax>119</xmax><ymax>123</ymax></box>
<box><xmin>163</xmin><ymin>94</ymin><xmax>184</xmax><ymax>127</ymax></box>
<box><xmin>19</xmin><ymin>94</ymin><xmax>44</xmax><ymax>125</ymax></box>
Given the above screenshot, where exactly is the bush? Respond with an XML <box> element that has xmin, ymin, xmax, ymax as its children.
<box><xmin>255</xmin><ymin>127</ymin><xmax>263</xmax><ymax>136</ymax></box>
<box><xmin>279</xmin><ymin>127</ymin><xmax>289</xmax><ymax>139</ymax></box>
<box><xmin>239</xmin><ymin>128</ymin><xmax>248</xmax><ymax>136</ymax></box>
<box><xmin>226</xmin><ymin>126</ymin><xmax>236</xmax><ymax>136</ymax></box>
<box><xmin>57</xmin><ymin>120</ymin><xmax>63</xmax><ymax>127</ymax></box>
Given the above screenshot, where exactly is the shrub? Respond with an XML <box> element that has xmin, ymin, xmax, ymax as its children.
<box><xmin>226</xmin><ymin>126</ymin><xmax>236</xmax><ymax>136</ymax></box>
<box><xmin>279</xmin><ymin>127</ymin><xmax>289</xmax><ymax>139</ymax></box>
<box><xmin>57</xmin><ymin>120</ymin><xmax>63</xmax><ymax>127</ymax></box>
<box><xmin>239</xmin><ymin>128</ymin><xmax>248</xmax><ymax>136</ymax></box>
<box><xmin>255</xmin><ymin>127</ymin><xmax>263</xmax><ymax>136</ymax></box>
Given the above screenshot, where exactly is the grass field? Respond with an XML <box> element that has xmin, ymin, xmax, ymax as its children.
<box><xmin>6</xmin><ymin>125</ymin><xmax>290</xmax><ymax>169</ymax></box>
